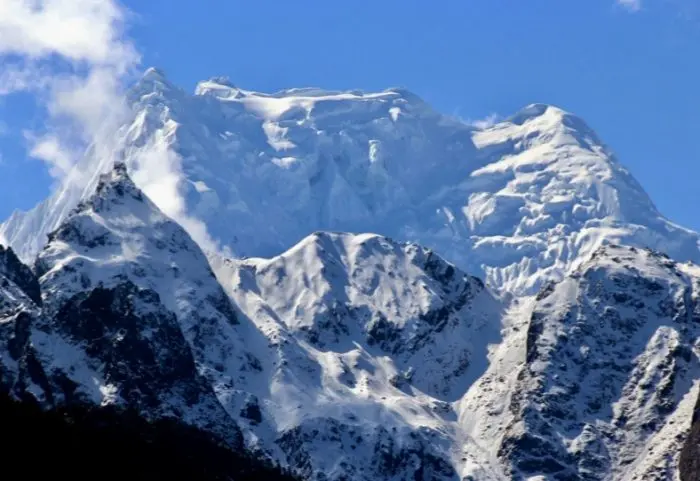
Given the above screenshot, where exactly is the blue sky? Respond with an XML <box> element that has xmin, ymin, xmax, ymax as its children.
<box><xmin>1</xmin><ymin>0</ymin><xmax>699</xmax><ymax>230</ymax></box>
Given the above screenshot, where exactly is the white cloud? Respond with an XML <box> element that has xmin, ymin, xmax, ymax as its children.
<box><xmin>0</xmin><ymin>0</ymin><xmax>222</xmax><ymax>254</ymax></box>
<box><xmin>468</xmin><ymin>113</ymin><xmax>501</xmax><ymax>129</ymax></box>
<box><xmin>0</xmin><ymin>0</ymin><xmax>137</xmax><ymax>70</ymax></box>
<box><xmin>130</xmin><ymin>134</ymin><xmax>222</xmax><ymax>254</ymax></box>
<box><xmin>617</xmin><ymin>0</ymin><xmax>642</xmax><ymax>12</ymax></box>
<box><xmin>27</xmin><ymin>134</ymin><xmax>75</xmax><ymax>178</ymax></box>
<box><xmin>0</xmin><ymin>63</ymin><xmax>50</xmax><ymax>95</ymax></box>
<box><xmin>0</xmin><ymin>0</ymin><xmax>138</xmax><ymax>179</ymax></box>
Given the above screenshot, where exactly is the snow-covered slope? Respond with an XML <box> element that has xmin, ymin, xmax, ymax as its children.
<box><xmin>209</xmin><ymin>231</ymin><xmax>503</xmax><ymax>480</ymax></box>
<box><xmin>223</xmin><ymin>231</ymin><xmax>500</xmax><ymax>400</ymax></box>
<box><xmin>3</xmin><ymin>70</ymin><xmax>698</xmax><ymax>296</ymax></box>
<box><xmin>491</xmin><ymin>245</ymin><xmax>700</xmax><ymax>481</ymax></box>
<box><xmin>213</xmin><ymin>235</ymin><xmax>700</xmax><ymax>481</ymax></box>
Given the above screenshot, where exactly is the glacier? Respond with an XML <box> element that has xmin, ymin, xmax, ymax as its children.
<box><xmin>3</xmin><ymin>68</ymin><xmax>698</xmax><ymax>296</ymax></box>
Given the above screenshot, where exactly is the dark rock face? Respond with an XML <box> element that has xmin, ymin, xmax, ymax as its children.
<box><xmin>0</xmin><ymin>245</ymin><xmax>41</xmax><ymax>304</ymax></box>
<box><xmin>240</xmin><ymin>396</ymin><xmax>263</xmax><ymax>424</ymax></box>
<box><xmin>0</xmin><ymin>248</ymin><xmax>43</xmax><ymax>395</ymax></box>
<box><xmin>1</xmin><ymin>275</ymin><xmax>245</xmax><ymax>445</ymax></box>
<box><xmin>0</xmin><ymin>231</ymin><xmax>267</xmax><ymax>479</ymax></box>
<box><xmin>680</xmin><ymin>393</ymin><xmax>700</xmax><ymax>481</ymax></box>
<box><xmin>498</xmin><ymin>431</ymin><xmax>577</xmax><ymax>480</ymax></box>
<box><xmin>0</xmin><ymin>165</ymin><xmax>248</xmax><ymax>461</ymax></box>
<box><xmin>366</xmin><ymin>311</ymin><xmax>401</xmax><ymax>352</ymax></box>
<box><xmin>50</xmin><ymin>281</ymin><xmax>213</xmax><ymax>411</ymax></box>
<box><xmin>371</xmin><ymin>429</ymin><xmax>457</xmax><ymax>481</ymax></box>
<box><xmin>278</xmin><ymin>418</ymin><xmax>458</xmax><ymax>481</ymax></box>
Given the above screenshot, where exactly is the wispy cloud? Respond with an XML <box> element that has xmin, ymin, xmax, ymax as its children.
<box><xmin>0</xmin><ymin>0</ymin><xmax>136</xmax><ymax>66</ymax></box>
<box><xmin>0</xmin><ymin>0</ymin><xmax>221</xmax><ymax>254</ymax></box>
<box><xmin>468</xmin><ymin>113</ymin><xmax>501</xmax><ymax>129</ymax></box>
<box><xmin>617</xmin><ymin>0</ymin><xmax>642</xmax><ymax>12</ymax></box>
<box><xmin>25</xmin><ymin>133</ymin><xmax>74</xmax><ymax>178</ymax></box>
<box><xmin>0</xmin><ymin>0</ymin><xmax>138</xmax><ymax>180</ymax></box>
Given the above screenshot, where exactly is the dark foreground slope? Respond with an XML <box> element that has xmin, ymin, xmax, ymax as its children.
<box><xmin>0</xmin><ymin>393</ymin><xmax>297</xmax><ymax>481</ymax></box>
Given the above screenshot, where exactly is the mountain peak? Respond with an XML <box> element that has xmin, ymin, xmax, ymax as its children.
<box><xmin>383</xmin><ymin>86</ymin><xmax>427</xmax><ymax>104</ymax></box>
<box><xmin>194</xmin><ymin>78</ymin><xmax>243</xmax><ymax>98</ymax></box>
<box><xmin>501</xmin><ymin>102</ymin><xmax>584</xmax><ymax>130</ymax></box>
<box><xmin>141</xmin><ymin>66</ymin><xmax>169</xmax><ymax>83</ymax></box>
<box><xmin>207</xmin><ymin>76</ymin><xmax>236</xmax><ymax>88</ymax></box>
<box><xmin>95</xmin><ymin>160</ymin><xmax>132</xmax><ymax>190</ymax></box>
<box><xmin>497</xmin><ymin>102</ymin><xmax>602</xmax><ymax>146</ymax></box>
<box><xmin>82</xmin><ymin>162</ymin><xmax>145</xmax><ymax>215</ymax></box>
<box><xmin>128</xmin><ymin>67</ymin><xmax>181</xmax><ymax>105</ymax></box>
<box><xmin>507</xmin><ymin>102</ymin><xmax>563</xmax><ymax>124</ymax></box>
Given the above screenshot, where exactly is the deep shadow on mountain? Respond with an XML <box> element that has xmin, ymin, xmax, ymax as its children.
<box><xmin>680</xmin><ymin>392</ymin><xmax>700</xmax><ymax>481</ymax></box>
<box><xmin>0</xmin><ymin>393</ymin><xmax>298</xmax><ymax>481</ymax></box>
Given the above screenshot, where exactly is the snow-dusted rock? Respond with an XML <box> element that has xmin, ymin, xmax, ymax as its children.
<box><xmin>0</xmin><ymin>245</ymin><xmax>42</xmax><ymax>393</ymax></box>
<box><xmin>210</xmin><ymin>231</ymin><xmax>503</xmax><ymax>480</ymax></box>
<box><xmin>496</xmin><ymin>245</ymin><xmax>700</xmax><ymax>480</ymax></box>
<box><xmin>1</xmin><ymin>164</ymin><xmax>242</xmax><ymax>443</ymax></box>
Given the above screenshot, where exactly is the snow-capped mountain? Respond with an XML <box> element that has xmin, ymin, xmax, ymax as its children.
<box><xmin>2</xmin><ymin>163</ymin><xmax>504</xmax><ymax>480</ymax></box>
<box><xmin>210</xmin><ymin>230</ymin><xmax>502</xmax><ymax>480</ymax></box>
<box><xmin>2</xmin><ymin>69</ymin><xmax>698</xmax><ymax>296</ymax></box>
<box><xmin>1</xmin><ymin>70</ymin><xmax>699</xmax><ymax>481</ymax></box>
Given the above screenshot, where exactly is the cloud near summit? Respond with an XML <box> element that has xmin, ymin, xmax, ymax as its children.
<box><xmin>0</xmin><ymin>0</ymin><xmax>221</xmax><ymax>255</ymax></box>
<box><xmin>0</xmin><ymin>0</ymin><xmax>137</xmax><ymax>69</ymax></box>
<box><xmin>0</xmin><ymin>0</ymin><xmax>138</xmax><ymax>180</ymax></box>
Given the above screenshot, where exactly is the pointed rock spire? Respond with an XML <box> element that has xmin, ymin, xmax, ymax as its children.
<box><xmin>0</xmin><ymin>245</ymin><xmax>41</xmax><ymax>305</ymax></box>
